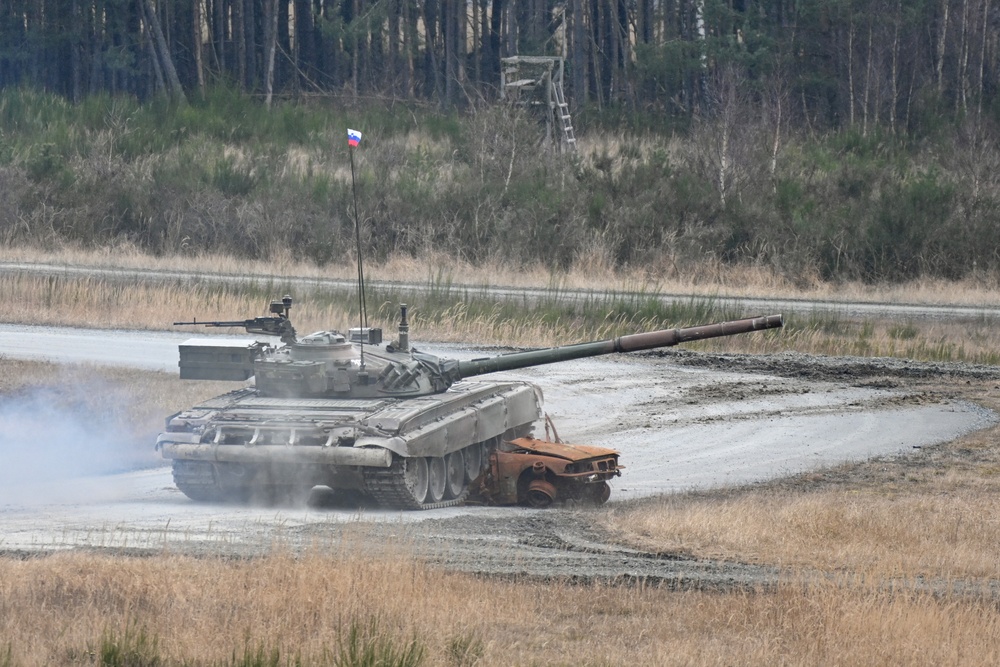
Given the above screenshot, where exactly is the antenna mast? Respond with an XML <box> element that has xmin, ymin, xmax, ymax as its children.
<box><xmin>347</xmin><ymin>128</ymin><xmax>367</xmax><ymax>368</ymax></box>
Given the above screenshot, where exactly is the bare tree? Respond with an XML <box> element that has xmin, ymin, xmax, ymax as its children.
<box><xmin>264</xmin><ymin>0</ymin><xmax>280</xmax><ymax>107</ymax></box>
<box><xmin>142</xmin><ymin>0</ymin><xmax>187</xmax><ymax>103</ymax></box>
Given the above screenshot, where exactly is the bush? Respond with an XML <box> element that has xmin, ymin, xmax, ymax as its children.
<box><xmin>6</xmin><ymin>84</ymin><xmax>1000</xmax><ymax>284</ymax></box>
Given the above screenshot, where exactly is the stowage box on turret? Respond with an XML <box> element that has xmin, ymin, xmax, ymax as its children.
<box><xmin>157</xmin><ymin>296</ymin><xmax>783</xmax><ymax>509</ymax></box>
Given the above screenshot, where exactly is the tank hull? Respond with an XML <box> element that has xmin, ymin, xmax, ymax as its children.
<box><xmin>163</xmin><ymin>298</ymin><xmax>783</xmax><ymax>509</ymax></box>
<box><xmin>157</xmin><ymin>380</ymin><xmax>543</xmax><ymax>508</ymax></box>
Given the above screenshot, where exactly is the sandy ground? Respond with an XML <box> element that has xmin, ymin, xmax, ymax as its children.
<box><xmin>0</xmin><ymin>325</ymin><xmax>997</xmax><ymax>586</ymax></box>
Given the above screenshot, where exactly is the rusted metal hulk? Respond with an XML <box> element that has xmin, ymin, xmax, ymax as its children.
<box><xmin>157</xmin><ymin>297</ymin><xmax>782</xmax><ymax>509</ymax></box>
<box><xmin>481</xmin><ymin>436</ymin><xmax>622</xmax><ymax>508</ymax></box>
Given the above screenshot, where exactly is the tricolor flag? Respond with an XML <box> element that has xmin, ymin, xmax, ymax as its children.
<box><xmin>348</xmin><ymin>128</ymin><xmax>362</xmax><ymax>147</ymax></box>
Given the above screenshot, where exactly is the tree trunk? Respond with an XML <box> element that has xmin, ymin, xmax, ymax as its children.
<box><xmin>862</xmin><ymin>17</ymin><xmax>872</xmax><ymax>135</ymax></box>
<box><xmin>936</xmin><ymin>0</ymin><xmax>949</xmax><ymax>95</ymax></box>
<box><xmin>404</xmin><ymin>0</ymin><xmax>418</xmax><ymax>97</ymax></box>
<box><xmin>234</xmin><ymin>0</ymin><xmax>246</xmax><ymax>90</ymax></box>
<box><xmin>979</xmin><ymin>0</ymin><xmax>990</xmax><ymax>116</ymax></box>
<box><xmin>571</xmin><ymin>0</ymin><xmax>585</xmax><ymax>104</ymax></box>
<box><xmin>71</xmin><ymin>0</ymin><xmax>82</xmax><ymax>102</ymax></box>
<box><xmin>488</xmin><ymin>0</ymin><xmax>505</xmax><ymax>87</ymax></box>
<box><xmin>294</xmin><ymin>0</ymin><xmax>314</xmax><ymax>92</ymax></box>
<box><xmin>847</xmin><ymin>9</ymin><xmax>855</xmax><ymax>126</ymax></box>
<box><xmin>264</xmin><ymin>0</ymin><xmax>279</xmax><ymax>107</ymax></box>
<box><xmin>957</xmin><ymin>0</ymin><xmax>970</xmax><ymax>113</ymax></box>
<box><xmin>244</xmin><ymin>0</ymin><xmax>257</xmax><ymax>91</ymax></box>
<box><xmin>389</xmin><ymin>0</ymin><xmax>401</xmax><ymax>94</ymax></box>
<box><xmin>215</xmin><ymin>0</ymin><xmax>227</xmax><ymax>74</ymax></box>
<box><xmin>142</xmin><ymin>0</ymin><xmax>187</xmax><ymax>103</ymax></box>
<box><xmin>890</xmin><ymin>0</ymin><xmax>900</xmax><ymax>133</ymax></box>
<box><xmin>193</xmin><ymin>0</ymin><xmax>206</xmax><ymax>96</ymax></box>
<box><xmin>142</xmin><ymin>3</ymin><xmax>167</xmax><ymax>95</ymax></box>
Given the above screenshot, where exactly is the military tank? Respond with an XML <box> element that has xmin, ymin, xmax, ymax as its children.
<box><xmin>157</xmin><ymin>296</ymin><xmax>783</xmax><ymax>509</ymax></box>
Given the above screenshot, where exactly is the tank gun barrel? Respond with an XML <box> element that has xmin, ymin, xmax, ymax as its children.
<box><xmin>456</xmin><ymin>314</ymin><xmax>783</xmax><ymax>378</ymax></box>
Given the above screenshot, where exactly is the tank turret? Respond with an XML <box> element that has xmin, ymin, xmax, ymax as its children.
<box><xmin>174</xmin><ymin>301</ymin><xmax>782</xmax><ymax>399</ymax></box>
<box><xmin>160</xmin><ymin>297</ymin><xmax>783</xmax><ymax>509</ymax></box>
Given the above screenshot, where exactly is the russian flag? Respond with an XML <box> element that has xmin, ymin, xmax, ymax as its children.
<box><xmin>348</xmin><ymin>128</ymin><xmax>362</xmax><ymax>147</ymax></box>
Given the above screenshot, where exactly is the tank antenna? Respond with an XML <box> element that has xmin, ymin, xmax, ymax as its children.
<box><xmin>347</xmin><ymin>128</ymin><xmax>367</xmax><ymax>368</ymax></box>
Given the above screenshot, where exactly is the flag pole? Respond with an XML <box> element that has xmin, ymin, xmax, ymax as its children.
<box><xmin>348</xmin><ymin>129</ymin><xmax>367</xmax><ymax>368</ymax></box>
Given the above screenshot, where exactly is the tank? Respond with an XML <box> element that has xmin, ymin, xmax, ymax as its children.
<box><xmin>157</xmin><ymin>296</ymin><xmax>783</xmax><ymax>509</ymax></box>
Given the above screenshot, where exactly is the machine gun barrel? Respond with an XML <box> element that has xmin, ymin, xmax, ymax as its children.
<box><xmin>173</xmin><ymin>319</ymin><xmax>257</xmax><ymax>328</ymax></box>
<box><xmin>173</xmin><ymin>315</ymin><xmax>298</xmax><ymax>344</ymax></box>
<box><xmin>456</xmin><ymin>314</ymin><xmax>783</xmax><ymax>378</ymax></box>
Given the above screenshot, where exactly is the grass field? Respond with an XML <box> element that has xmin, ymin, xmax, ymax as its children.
<box><xmin>3</xmin><ymin>247</ymin><xmax>1000</xmax><ymax>362</ymax></box>
<box><xmin>2</xmin><ymin>547</ymin><xmax>998</xmax><ymax>666</ymax></box>
<box><xmin>6</xmin><ymin>243</ymin><xmax>1000</xmax><ymax>306</ymax></box>
<box><xmin>2</xmin><ymin>248</ymin><xmax>1000</xmax><ymax>665</ymax></box>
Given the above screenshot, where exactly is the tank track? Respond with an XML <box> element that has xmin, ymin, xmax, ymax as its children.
<box><xmin>172</xmin><ymin>460</ymin><xmax>231</xmax><ymax>502</ymax></box>
<box><xmin>362</xmin><ymin>456</ymin><xmax>470</xmax><ymax>510</ymax></box>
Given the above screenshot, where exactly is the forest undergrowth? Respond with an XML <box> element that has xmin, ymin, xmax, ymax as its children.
<box><xmin>4</xmin><ymin>86</ymin><xmax>1000</xmax><ymax>288</ymax></box>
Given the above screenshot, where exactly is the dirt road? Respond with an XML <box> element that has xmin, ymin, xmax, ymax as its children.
<box><xmin>1</xmin><ymin>324</ymin><xmax>995</xmax><ymax>587</ymax></box>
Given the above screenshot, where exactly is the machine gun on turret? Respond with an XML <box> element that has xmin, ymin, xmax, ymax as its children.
<box><xmin>174</xmin><ymin>295</ymin><xmax>297</xmax><ymax>345</ymax></box>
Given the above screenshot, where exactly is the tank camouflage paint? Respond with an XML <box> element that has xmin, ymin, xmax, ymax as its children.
<box><xmin>157</xmin><ymin>297</ymin><xmax>782</xmax><ymax>509</ymax></box>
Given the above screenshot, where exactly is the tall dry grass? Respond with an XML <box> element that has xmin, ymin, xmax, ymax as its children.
<box><xmin>5</xmin><ymin>243</ymin><xmax>1000</xmax><ymax>307</ymax></box>
<box><xmin>0</xmin><ymin>549</ymin><xmax>998</xmax><ymax>666</ymax></box>
<box><xmin>1</xmin><ymin>268</ymin><xmax>998</xmax><ymax>361</ymax></box>
<box><xmin>603</xmin><ymin>489</ymin><xmax>1000</xmax><ymax>579</ymax></box>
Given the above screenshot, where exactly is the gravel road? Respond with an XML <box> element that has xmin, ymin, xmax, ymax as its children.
<box><xmin>0</xmin><ymin>324</ymin><xmax>996</xmax><ymax>588</ymax></box>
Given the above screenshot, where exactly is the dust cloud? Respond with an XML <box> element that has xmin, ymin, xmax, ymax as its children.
<box><xmin>0</xmin><ymin>379</ymin><xmax>157</xmax><ymax>506</ymax></box>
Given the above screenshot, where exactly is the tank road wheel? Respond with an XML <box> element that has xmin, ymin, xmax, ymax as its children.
<box><xmin>444</xmin><ymin>451</ymin><xmax>466</xmax><ymax>499</ymax></box>
<box><xmin>402</xmin><ymin>456</ymin><xmax>430</xmax><ymax>504</ymax></box>
<box><xmin>426</xmin><ymin>456</ymin><xmax>447</xmax><ymax>503</ymax></box>
<box><xmin>362</xmin><ymin>455</ymin><xmax>471</xmax><ymax>510</ymax></box>
<box><xmin>463</xmin><ymin>444</ymin><xmax>482</xmax><ymax>482</ymax></box>
<box><xmin>172</xmin><ymin>460</ymin><xmax>229</xmax><ymax>503</ymax></box>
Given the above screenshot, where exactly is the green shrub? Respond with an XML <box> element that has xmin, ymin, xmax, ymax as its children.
<box><xmin>331</xmin><ymin>617</ymin><xmax>424</xmax><ymax>667</ymax></box>
<box><xmin>0</xmin><ymin>643</ymin><xmax>13</xmax><ymax>667</ymax></box>
<box><xmin>96</xmin><ymin>623</ymin><xmax>162</xmax><ymax>667</ymax></box>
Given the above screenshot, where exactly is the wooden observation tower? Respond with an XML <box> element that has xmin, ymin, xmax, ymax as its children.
<box><xmin>500</xmin><ymin>56</ymin><xmax>577</xmax><ymax>153</ymax></box>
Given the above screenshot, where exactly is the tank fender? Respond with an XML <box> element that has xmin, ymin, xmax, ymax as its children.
<box><xmin>359</xmin><ymin>385</ymin><xmax>542</xmax><ymax>458</ymax></box>
<box><xmin>155</xmin><ymin>431</ymin><xmax>202</xmax><ymax>448</ymax></box>
<box><xmin>354</xmin><ymin>436</ymin><xmax>409</xmax><ymax>457</ymax></box>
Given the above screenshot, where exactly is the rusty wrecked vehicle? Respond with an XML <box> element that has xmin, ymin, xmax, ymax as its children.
<box><xmin>157</xmin><ymin>297</ymin><xmax>782</xmax><ymax>509</ymax></box>
<box><xmin>479</xmin><ymin>419</ymin><xmax>623</xmax><ymax>508</ymax></box>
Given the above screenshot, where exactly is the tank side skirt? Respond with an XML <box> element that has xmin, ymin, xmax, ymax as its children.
<box><xmin>160</xmin><ymin>442</ymin><xmax>393</xmax><ymax>467</ymax></box>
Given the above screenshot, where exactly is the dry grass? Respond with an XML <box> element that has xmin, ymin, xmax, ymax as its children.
<box><xmin>5</xmin><ymin>243</ymin><xmax>1000</xmax><ymax>307</ymax></box>
<box><xmin>0</xmin><ymin>272</ymin><xmax>358</xmax><ymax>340</ymax></box>
<box><xmin>0</xmin><ymin>268</ymin><xmax>997</xmax><ymax>362</ymax></box>
<box><xmin>776</xmin><ymin>317</ymin><xmax>1000</xmax><ymax>364</ymax></box>
<box><xmin>604</xmin><ymin>489</ymin><xmax>1000</xmax><ymax>579</ymax></box>
<box><xmin>603</xmin><ymin>378</ymin><xmax>1000</xmax><ymax>582</ymax></box>
<box><xmin>0</xmin><ymin>548</ymin><xmax>998</xmax><ymax>666</ymax></box>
